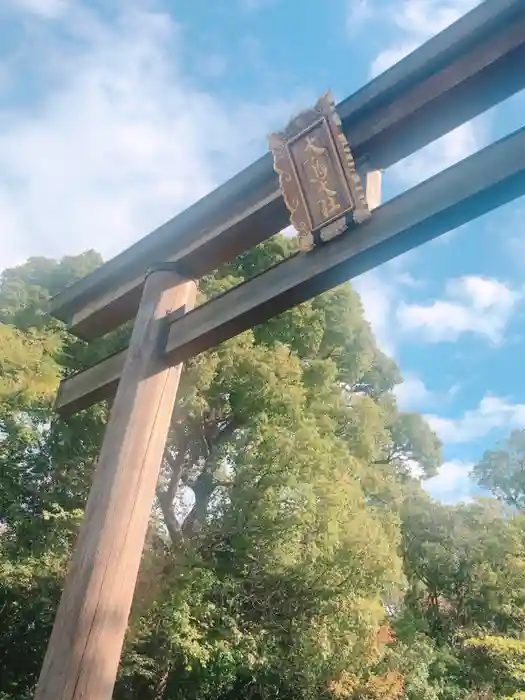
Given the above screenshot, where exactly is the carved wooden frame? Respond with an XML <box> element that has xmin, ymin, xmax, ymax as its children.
<box><xmin>269</xmin><ymin>91</ymin><xmax>370</xmax><ymax>251</ymax></box>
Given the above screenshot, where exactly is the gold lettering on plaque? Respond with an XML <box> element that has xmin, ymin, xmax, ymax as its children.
<box><xmin>303</xmin><ymin>135</ymin><xmax>342</xmax><ymax>220</ymax></box>
<box><xmin>268</xmin><ymin>91</ymin><xmax>371</xmax><ymax>252</ymax></box>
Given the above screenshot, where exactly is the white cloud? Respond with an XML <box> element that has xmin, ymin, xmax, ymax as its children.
<box><xmin>426</xmin><ymin>396</ymin><xmax>525</xmax><ymax>444</ymax></box>
<box><xmin>196</xmin><ymin>53</ymin><xmax>229</xmax><ymax>79</ymax></box>
<box><xmin>0</xmin><ymin>4</ymin><xmax>301</xmax><ymax>272</ymax></box>
<box><xmin>370</xmin><ymin>41</ymin><xmax>419</xmax><ymax>78</ymax></box>
<box><xmin>423</xmin><ymin>459</ymin><xmax>474</xmax><ymax>504</ymax></box>
<box><xmin>8</xmin><ymin>0</ymin><xmax>69</xmax><ymax>18</ymax></box>
<box><xmin>391</xmin><ymin>119</ymin><xmax>484</xmax><ymax>187</ymax></box>
<box><xmin>394</xmin><ymin>373</ymin><xmax>434</xmax><ymax>411</ymax></box>
<box><xmin>397</xmin><ymin>276</ymin><xmax>521</xmax><ymax>344</ymax></box>
<box><xmin>394</xmin><ymin>0</ymin><xmax>479</xmax><ymax>39</ymax></box>
<box><xmin>347</xmin><ymin>0</ymin><xmax>374</xmax><ymax>33</ymax></box>
<box><xmin>281</xmin><ymin>225</ymin><xmax>296</xmax><ymax>238</ymax></box>
<box><xmin>503</xmin><ymin>205</ymin><xmax>525</xmax><ymax>264</ymax></box>
<box><xmin>353</xmin><ymin>254</ymin><xmax>422</xmax><ymax>357</ymax></box>
<box><xmin>370</xmin><ymin>0</ymin><xmax>481</xmax><ymax>78</ymax></box>
<box><xmin>353</xmin><ymin>270</ymin><xmax>397</xmax><ymax>357</ymax></box>
<box><xmin>368</xmin><ymin>0</ymin><xmax>485</xmax><ymax>186</ymax></box>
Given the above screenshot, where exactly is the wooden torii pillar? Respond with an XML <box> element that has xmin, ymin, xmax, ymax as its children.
<box><xmin>34</xmin><ymin>269</ymin><xmax>196</xmax><ymax>700</ymax></box>
<box><xmin>33</xmin><ymin>2</ymin><xmax>525</xmax><ymax>697</ymax></box>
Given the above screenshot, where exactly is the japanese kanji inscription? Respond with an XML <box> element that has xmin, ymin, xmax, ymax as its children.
<box><xmin>269</xmin><ymin>91</ymin><xmax>370</xmax><ymax>252</ymax></box>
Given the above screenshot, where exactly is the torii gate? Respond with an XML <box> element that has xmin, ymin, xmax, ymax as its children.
<box><xmin>34</xmin><ymin>1</ymin><xmax>525</xmax><ymax>698</ymax></box>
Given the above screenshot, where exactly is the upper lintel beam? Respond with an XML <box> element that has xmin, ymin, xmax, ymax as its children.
<box><xmin>49</xmin><ymin>0</ymin><xmax>525</xmax><ymax>339</ymax></box>
<box><xmin>55</xmin><ymin>125</ymin><xmax>525</xmax><ymax>414</ymax></box>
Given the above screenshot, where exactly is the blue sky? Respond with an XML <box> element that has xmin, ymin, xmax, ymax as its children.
<box><xmin>0</xmin><ymin>0</ymin><xmax>524</xmax><ymax>505</ymax></box>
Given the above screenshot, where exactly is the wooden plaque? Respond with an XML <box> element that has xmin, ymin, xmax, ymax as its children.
<box><xmin>269</xmin><ymin>91</ymin><xmax>370</xmax><ymax>251</ymax></box>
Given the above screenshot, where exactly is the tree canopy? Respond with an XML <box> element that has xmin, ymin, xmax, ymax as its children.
<box><xmin>1</xmin><ymin>238</ymin><xmax>524</xmax><ymax>700</ymax></box>
<box><xmin>473</xmin><ymin>430</ymin><xmax>525</xmax><ymax>511</ymax></box>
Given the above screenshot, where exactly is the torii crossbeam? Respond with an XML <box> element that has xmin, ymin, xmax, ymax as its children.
<box><xmin>34</xmin><ymin>1</ymin><xmax>525</xmax><ymax>698</ymax></box>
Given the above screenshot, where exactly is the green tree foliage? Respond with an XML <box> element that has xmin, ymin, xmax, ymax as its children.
<box><xmin>401</xmin><ymin>495</ymin><xmax>525</xmax><ymax>643</ymax></box>
<box><xmin>461</xmin><ymin>635</ymin><xmax>525</xmax><ymax>698</ymax></box>
<box><xmin>473</xmin><ymin>430</ymin><xmax>525</xmax><ymax>511</ymax></box>
<box><xmin>119</xmin><ymin>238</ymin><xmax>421</xmax><ymax>698</ymax></box>
<box><xmin>0</xmin><ymin>252</ymin><xmax>127</xmax><ymax>697</ymax></box>
<box><xmin>2</xmin><ymin>237</ymin><xmax>525</xmax><ymax>700</ymax></box>
<box><xmin>390</xmin><ymin>490</ymin><xmax>525</xmax><ymax>700</ymax></box>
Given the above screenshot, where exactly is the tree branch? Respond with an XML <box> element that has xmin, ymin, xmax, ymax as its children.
<box><xmin>181</xmin><ymin>419</ymin><xmax>238</xmax><ymax>537</ymax></box>
<box><xmin>156</xmin><ymin>439</ymin><xmax>190</xmax><ymax>546</ymax></box>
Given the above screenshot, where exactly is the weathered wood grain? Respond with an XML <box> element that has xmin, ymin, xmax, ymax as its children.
<box><xmin>35</xmin><ymin>273</ymin><xmax>196</xmax><ymax>700</ymax></box>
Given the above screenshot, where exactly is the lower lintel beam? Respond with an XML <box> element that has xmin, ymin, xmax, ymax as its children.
<box><xmin>55</xmin><ymin>126</ymin><xmax>525</xmax><ymax>416</ymax></box>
